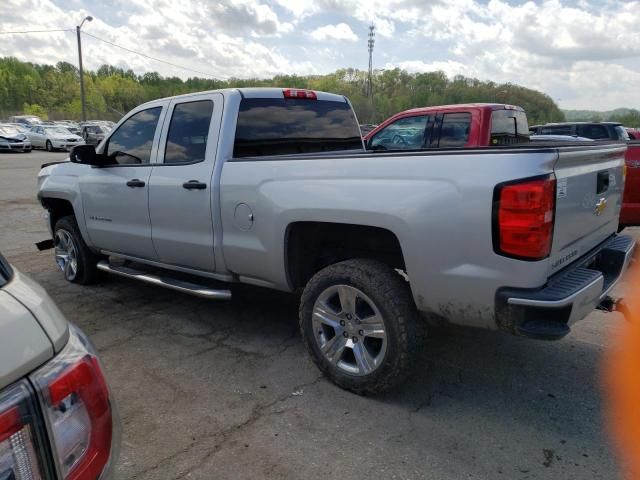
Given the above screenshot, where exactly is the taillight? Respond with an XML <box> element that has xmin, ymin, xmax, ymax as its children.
<box><xmin>0</xmin><ymin>382</ymin><xmax>46</xmax><ymax>479</ymax></box>
<box><xmin>493</xmin><ymin>175</ymin><xmax>556</xmax><ymax>260</ymax></box>
<box><xmin>282</xmin><ymin>88</ymin><xmax>317</xmax><ymax>100</ymax></box>
<box><xmin>31</xmin><ymin>325</ymin><xmax>114</xmax><ymax>480</ymax></box>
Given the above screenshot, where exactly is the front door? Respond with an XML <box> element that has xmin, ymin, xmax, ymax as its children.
<box><xmin>80</xmin><ymin>105</ymin><xmax>165</xmax><ymax>259</ymax></box>
<box><xmin>148</xmin><ymin>94</ymin><xmax>222</xmax><ymax>271</ymax></box>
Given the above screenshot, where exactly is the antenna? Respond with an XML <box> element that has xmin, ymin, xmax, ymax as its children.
<box><xmin>367</xmin><ymin>25</ymin><xmax>375</xmax><ymax>97</ymax></box>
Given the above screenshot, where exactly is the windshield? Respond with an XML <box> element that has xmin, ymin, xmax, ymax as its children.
<box><xmin>44</xmin><ymin>127</ymin><xmax>73</xmax><ymax>135</ymax></box>
<box><xmin>0</xmin><ymin>126</ymin><xmax>20</xmax><ymax>136</ymax></box>
<box><xmin>0</xmin><ymin>253</ymin><xmax>12</xmax><ymax>287</ymax></box>
<box><xmin>490</xmin><ymin>109</ymin><xmax>530</xmax><ymax>145</ymax></box>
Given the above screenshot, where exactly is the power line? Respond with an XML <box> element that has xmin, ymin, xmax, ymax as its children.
<box><xmin>81</xmin><ymin>31</ymin><xmax>227</xmax><ymax>80</ymax></box>
<box><xmin>0</xmin><ymin>28</ymin><xmax>73</xmax><ymax>35</ymax></box>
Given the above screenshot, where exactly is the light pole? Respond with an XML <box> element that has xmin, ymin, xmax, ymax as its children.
<box><xmin>76</xmin><ymin>15</ymin><xmax>93</xmax><ymax>122</ymax></box>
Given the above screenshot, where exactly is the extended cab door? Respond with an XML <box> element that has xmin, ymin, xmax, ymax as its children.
<box><xmin>147</xmin><ymin>93</ymin><xmax>223</xmax><ymax>271</ymax></box>
<box><xmin>80</xmin><ymin>103</ymin><xmax>166</xmax><ymax>259</ymax></box>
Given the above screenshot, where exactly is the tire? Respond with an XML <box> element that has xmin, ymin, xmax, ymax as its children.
<box><xmin>54</xmin><ymin>215</ymin><xmax>101</xmax><ymax>284</ymax></box>
<box><xmin>46</xmin><ymin>140</ymin><xmax>53</xmax><ymax>152</ymax></box>
<box><xmin>300</xmin><ymin>259</ymin><xmax>420</xmax><ymax>395</ymax></box>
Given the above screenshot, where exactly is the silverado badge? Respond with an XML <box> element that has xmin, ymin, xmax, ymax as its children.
<box><xmin>594</xmin><ymin>197</ymin><xmax>607</xmax><ymax>216</ymax></box>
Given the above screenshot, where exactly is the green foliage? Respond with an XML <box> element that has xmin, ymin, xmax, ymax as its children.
<box><xmin>564</xmin><ymin>108</ymin><xmax>640</xmax><ymax>127</ymax></box>
<box><xmin>22</xmin><ymin>102</ymin><xmax>48</xmax><ymax>119</ymax></box>
<box><xmin>0</xmin><ymin>56</ymin><xmax>563</xmax><ymax>124</ymax></box>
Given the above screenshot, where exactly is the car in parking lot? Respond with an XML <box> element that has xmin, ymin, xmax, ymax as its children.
<box><xmin>363</xmin><ymin>103</ymin><xmax>530</xmax><ymax>150</ymax></box>
<box><xmin>0</xmin><ymin>124</ymin><xmax>32</xmax><ymax>152</ymax></box>
<box><xmin>38</xmin><ymin>87</ymin><xmax>635</xmax><ymax>394</ymax></box>
<box><xmin>81</xmin><ymin>124</ymin><xmax>108</xmax><ymax>146</ymax></box>
<box><xmin>530</xmin><ymin>121</ymin><xmax>630</xmax><ymax>141</ymax></box>
<box><xmin>8</xmin><ymin>115</ymin><xmax>43</xmax><ymax>126</ymax></box>
<box><xmin>0</xmin><ymin>251</ymin><xmax>120</xmax><ymax>479</ymax></box>
<box><xmin>28</xmin><ymin>125</ymin><xmax>85</xmax><ymax>151</ymax></box>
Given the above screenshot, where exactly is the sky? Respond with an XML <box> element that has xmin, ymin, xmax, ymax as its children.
<box><xmin>1</xmin><ymin>0</ymin><xmax>639</xmax><ymax>111</ymax></box>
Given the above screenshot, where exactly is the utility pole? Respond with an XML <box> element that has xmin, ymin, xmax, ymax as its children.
<box><xmin>367</xmin><ymin>25</ymin><xmax>375</xmax><ymax>98</ymax></box>
<box><xmin>76</xmin><ymin>15</ymin><xmax>93</xmax><ymax>122</ymax></box>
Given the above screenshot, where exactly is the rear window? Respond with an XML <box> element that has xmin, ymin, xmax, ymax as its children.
<box><xmin>490</xmin><ymin>110</ymin><xmax>530</xmax><ymax>145</ymax></box>
<box><xmin>233</xmin><ymin>98</ymin><xmax>362</xmax><ymax>157</ymax></box>
<box><xmin>0</xmin><ymin>253</ymin><xmax>12</xmax><ymax>287</ymax></box>
<box><xmin>576</xmin><ymin>124</ymin><xmax>610</xmax><ymax>140</ymax></box>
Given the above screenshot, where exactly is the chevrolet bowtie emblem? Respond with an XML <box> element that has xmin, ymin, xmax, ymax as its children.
<box><xmin>594</xmin><ymin>197</ymin><xmax>607</xmax><ymax>216</ymax></box>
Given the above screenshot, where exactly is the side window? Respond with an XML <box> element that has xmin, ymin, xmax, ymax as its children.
<box><xmin>437</xmin><ymin>113</ymin><xmax>471</xmax><ymax>147</ymax></box>
<box><xmin>164</xmin><ymin>100</ymin><xmax>214</xmax><ymax>164</ymax></box>
<box><xmin>105</xmin><ymin>107</ymin><xmax>162</xmax><ymax>165</ymax></box>
<box><xmin>576</xmin><ymin>124</ymin><xmax>610</xmax><ymax>140</ymax></box>
<box><xmin>369</xmin><ymin>115</ymin><xmax>428</xmax><ymax>150</ymax></box>
<box><xmin>541</xmin><ymin>125</ymin><xmax>573</xmax><ymax>135</ymax></box>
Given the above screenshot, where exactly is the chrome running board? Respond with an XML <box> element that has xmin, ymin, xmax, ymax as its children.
<box><xmin>96</xmin><ymin>261</ymin><xmax>232</xmax><ymax>300</ymax></box>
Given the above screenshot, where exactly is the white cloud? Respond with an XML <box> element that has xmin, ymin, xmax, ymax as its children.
<box><xmin>2</xmin><ymin>0</ymin><xmax>640</xmax><ymax>110</ymax></box>
<box><xmin>310</xmin><ymin>23</ymin><xmax>358</xmax><ymax>42</ymax></box>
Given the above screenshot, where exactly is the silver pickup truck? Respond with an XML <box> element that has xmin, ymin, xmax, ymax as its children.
<box><xmin>37</xmin><ymin>88</ymin><xmax>635</xmax><ymax>394</ymax></box>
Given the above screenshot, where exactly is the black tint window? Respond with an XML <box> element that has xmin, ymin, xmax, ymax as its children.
<box><xmin>437</xmin><ymin>113</ymin><xmax>471</xmax><ymax>147</ymax></box>
<box><xmin>234</xmin><ymin>98</ymin><xmax>362</xmax><ymax>157</ymax></box>
<box><xmin>0</xmin><ymin>252</ymin><xmax>12</xmax><ymax>287</ymax></box>
<box><xmin>369</xmin><ymin>115</ymin><xmax>428</xmax><ymax>150</ymax></box>
<box><xmin>165</xmin><ymin>101</ymin><xmax>214</xmax><ymax>164</ymax></box>
<box><xmin>490</xmin><ymin>110</ymin><xmax>530</xmax><ymax>145</ymax></box>
<box><xmin>106</xmin><ymin>107</ymin><xmax>161</xmax><ymax>164</ymax></box>
<box><xmin>541</xmin><ymin>125</ymin><xmax>573</xmax><ymax>135</ymax></box>
<box><xmin>576</xmin><ymin>124</ymin><xmax>610</xmax><ymax>140</ymax></box>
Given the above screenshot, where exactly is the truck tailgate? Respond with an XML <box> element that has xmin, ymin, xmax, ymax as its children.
<box><xmin>550</xmin><ymin>144</ymin><xmax>626</xmax><ymax>275</ymax></box>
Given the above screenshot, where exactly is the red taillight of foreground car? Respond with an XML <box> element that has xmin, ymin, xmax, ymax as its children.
<box><xmin>33</xmin><ymin>326</ymin><xmax>113</xmax><ymax>480</ymax></box>
<box><xmin>0</xmin><ymin>383</ymin><xmax>45</xmax><ymax>480</ymax></box>
<box><xmin>493</xmin><ymin>175</ymin><xmax>556</xmax><ymax>260</ymax></box>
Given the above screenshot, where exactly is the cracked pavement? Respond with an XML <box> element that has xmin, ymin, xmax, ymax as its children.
<box><xmin>1</xmin><ymin>151</ymin><xmax>633</xmax><ymax>479</ymax></box>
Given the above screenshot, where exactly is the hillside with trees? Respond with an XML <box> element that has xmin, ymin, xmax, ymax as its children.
<box><xmin>564</xmin><ymin>108</ymin><xmax>640</xmax><ymax>127</ymax></box>
<box><xmin>0</xmin><ymin>56</ymin><xmax>565</xmax><ymax>124</ymax></box>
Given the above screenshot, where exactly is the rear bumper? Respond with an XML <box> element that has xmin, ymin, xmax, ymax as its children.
<box><xmin>496</xmin><ymin>234</ymin><xmax>635</xmax><ymax>340</ymax></box>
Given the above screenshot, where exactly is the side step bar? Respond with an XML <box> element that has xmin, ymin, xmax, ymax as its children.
<box><xmin>96</xmin><ymin>261</ymin><xmax>232</xmax><ymax>300</ymax></box>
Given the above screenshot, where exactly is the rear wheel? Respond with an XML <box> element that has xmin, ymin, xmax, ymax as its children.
<box><xmin>300</xmin><ymin>259</ymin><xmax>420</xmax><ymax>395</ymax></box>
<box><xmin>54</xmin><ymin>216</ymin><xmax>101</xmax><ymax>284</ymax></box>
<box><xmin>46</xmin><ymin>140</ymin><xmax>53</xmax><ymax>152</ymax></box>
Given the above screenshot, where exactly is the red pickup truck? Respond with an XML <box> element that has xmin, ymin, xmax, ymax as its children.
<box><xmin>363</xmin><ymin>103</ymin><xmax>530</xmax><ymax>149</ymax></box>
<box><xmin>620</xmin><ymin>142</ymin><xmax>640</xmax><ymax>229</ymax></box>
<box><xmin>365</xmin><ymin>104</ymin><xmax>639</xmax><ymax>229</ymax></box>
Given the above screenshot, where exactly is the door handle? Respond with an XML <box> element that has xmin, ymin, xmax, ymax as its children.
<box><xmin>183</xmin><ymin>180</ymin><xmax>207</xmax><ymax>190</ymax></box>
<box><xmin>596</xmin><ymin>171</ymin><xmax>609</xmax><ymax>194</ymax></box>
<box><xmin>126</xmin><ymin>179</ymin><xmax>146</xmax><ymax>188</ymax></box>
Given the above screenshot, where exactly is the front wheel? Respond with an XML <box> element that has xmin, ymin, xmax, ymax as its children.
<box><xmin>46</xmin><ymin>140</ymin><xmax>53</xmax><ymax>152</ymax></box>
<box><xmin>300</xmin><ymin>259</ymin><xmax>420</xmax><ymax>395</ymax></box>
<box><xmin>54</xmin><ymin>216</ymin><xmax>101</xmax><ymax>284</ymax></box>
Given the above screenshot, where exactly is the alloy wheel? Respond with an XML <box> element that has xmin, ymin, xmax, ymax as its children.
<box><xmin>312</xmin><ymin>284</ymin><xmax>388</xmax><ymax>376</ymax></box>
<box><xmin>54</xmin><ymin>229</ymin><xmax>78</xmax><ymax>281</ymax></box>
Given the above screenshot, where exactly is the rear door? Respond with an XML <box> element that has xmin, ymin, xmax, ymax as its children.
<box><xmin>80</xmin><ymin>104</ymin><xmax>166</xmax><ymax>259</ymax></box>
<box><xmin>148</xmin><ymin>93</ymin><xmax>222</xmax><ymax>271</ymax></box>
<box><xmin>549</xmin><ymin>144</ymin><xmax>626</xmax><ymax>274</ymax></box>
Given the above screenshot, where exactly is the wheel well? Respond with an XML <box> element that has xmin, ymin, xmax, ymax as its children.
<box><xmin>40</xmin><ymin>198</ymin><xmax>74</xmax><ymax>232</ymax></box>
<box><xmin>286</xmin><ymin>222</ymin><xmax>406</xmax><ymax>289</ymax></box>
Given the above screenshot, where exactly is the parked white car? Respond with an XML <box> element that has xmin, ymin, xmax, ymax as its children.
<box><xmin>0</xmin><ymin>124</ymin><xmax>32</xmax><ymax>152</ymax></box>
<box><xmin>0</xmin><ymin>252</ymin><xmax>120</xmax><ymax>478</ymax></box>
<box><xmin>28</xmin><ymin>125</ymin><xmax>85</xmax><ymax>151</ymax></box>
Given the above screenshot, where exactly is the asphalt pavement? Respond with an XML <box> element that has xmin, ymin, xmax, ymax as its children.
<box><xmin>0</xmin><ymin>150</ymin><xmax>632</xmax><ymax>479</ymax></box>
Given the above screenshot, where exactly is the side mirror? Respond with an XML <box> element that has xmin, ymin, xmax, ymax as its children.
<box><xmin>69</xmin><ymin>144</ymin><xmax>110</xmax><ymax>166</ymax></box>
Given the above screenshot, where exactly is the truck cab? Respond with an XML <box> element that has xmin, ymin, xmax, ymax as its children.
<box><xmin>363</xmin><ymin>103</ymin><xmax>530</xmax><ymax>150</ymax></box>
